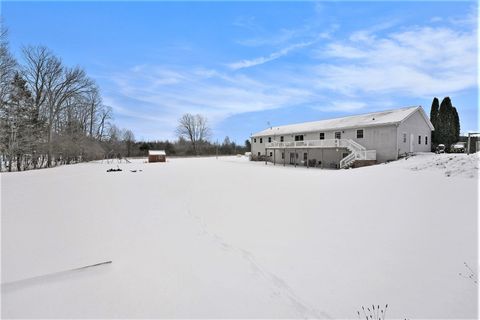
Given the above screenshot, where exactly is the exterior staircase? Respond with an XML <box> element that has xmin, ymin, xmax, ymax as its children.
<box><xmin>339</xmin><ymin>140</ymin><xmax>376</xmax><ymax>169</ymax></box>
<box><xmin>265</xmin><ymin>138</ymin><xmax>375</xmax><ymax>169</ymax></box>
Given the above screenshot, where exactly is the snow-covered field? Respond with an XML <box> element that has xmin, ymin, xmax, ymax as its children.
<box><xmin>1</xmin><ymin>153</ymin><xmax>478</xmax><ymax>318</ymax></box>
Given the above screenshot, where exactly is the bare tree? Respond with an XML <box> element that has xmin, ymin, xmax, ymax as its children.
<box><xmin>96</xmin><ymin>104</ymin><xmax>112</xmax><ymax>140</ymax></box>
<box><xmin>122</xmin><ymin>129</ymin><xmax>135</xmax><ymax>157</ymax></box>
<box><xmin>21</xmin><ymin>46</ymin><xmax>53</xmax><ymax>122</ymax></box>
<box><xmin>0</xmin><ymin>24</ymin><xmax>17</xmax><ymax>109</ymax></box>
<box><xmin>85</xmin><ymin>84</ymin><xmax>101</xmax><ymax>137</ymax></box>
<box><xmin>1</xmin><ymin>39</ymin><xmax>133</xmax><ymax>171</ymax></box>
<box><xmin>176</xmin><ymin>113</ymin><xmax>210</xmax><ymax>155</ymax></box>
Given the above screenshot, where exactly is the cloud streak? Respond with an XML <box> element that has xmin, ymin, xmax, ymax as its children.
<box><xmin>227</xmin><ymin>39</ymin><xmax>317</xmax><ymax>70</ymax></box>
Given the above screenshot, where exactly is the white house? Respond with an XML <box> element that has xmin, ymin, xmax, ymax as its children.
<box><xmin>250</xmin><ymin>106</ymin><xmax>434</xmax><ymax>169</ymax></box>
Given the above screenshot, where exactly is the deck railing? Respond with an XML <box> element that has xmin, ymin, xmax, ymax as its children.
<box><xmin>265</xmin><ymin>138</ymin><xmax>375</xmax><ymax>168</ymax></box>
<box><xmin>265</xmin><ymin>138</ymin><xmax>365</xmax><ymax>150</ymax></box>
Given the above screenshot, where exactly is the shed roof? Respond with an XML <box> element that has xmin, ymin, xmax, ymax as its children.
<box><xmin>148</xmin><ymin>150</ymin><xmax>166</xmax><ymax>156</ymax></box>
<box><xmin>251</xmin><ymin>106</ymin><xmax>433</xmax><ymax>137</ymax></box>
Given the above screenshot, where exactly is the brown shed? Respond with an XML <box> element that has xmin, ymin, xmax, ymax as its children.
<box><xmin>148</xmin><ymin>150</ymin><xmax>166</xmax><ymax>163</ymax></box>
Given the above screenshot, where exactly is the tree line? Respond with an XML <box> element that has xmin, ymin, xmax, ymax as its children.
<box><xmin>0</xmin><ymin>26</ymin><xmax>250</xmax><ymax>171</ymax></box>
<box><xmin>126</xmin><ymin>136</ymin><xmax>250</xmax><ymax>158</ymax></box>
<box><xmin>0</xmin><ymin>27</ymin><xmax>141</xmax><ymax>171</ymax></box>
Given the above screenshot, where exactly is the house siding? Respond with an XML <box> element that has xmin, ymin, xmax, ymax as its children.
<box><xmin>397</xmin><ymin>110</ymin><xmax>432</xmax><ymax>156</ymax></box>
<box><xmin>251</xmin><ymin>108</ymin><xmax>433</xmax><ymax>167</ymax></box>
<box><xmin>251</xmin><ymin>125</ymin><xmax>398</xmax><ymax>163</ymax></box>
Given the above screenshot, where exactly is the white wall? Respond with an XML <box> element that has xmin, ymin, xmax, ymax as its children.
<box><xmin>397</xmin><ymin>110</ymin><xmax>432</xmax><ymax>156</ymax></box>
<box><xmin>252</xmin><ymin>125</ymin><xmax>398</xmax><ymax>162</ymax></box>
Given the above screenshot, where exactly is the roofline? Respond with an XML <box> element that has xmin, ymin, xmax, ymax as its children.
<box><xmin>399</xmin><ymin>106</ymin><xmax>435</xmax><ymax>131</ymax></box>
<box><xmin>250</xmin><ymin>106</ymin><xmax>420</xmax><ymax>138</ymax></box>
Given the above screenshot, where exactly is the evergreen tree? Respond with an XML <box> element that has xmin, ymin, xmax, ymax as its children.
<box><xmin>0</xmin><ymin>72</ymin><xmax>37</xmax><ymax>171</ymax></box>
<box><xmin>437</xmin><ymin>98</ymin><xmax>447</xmax><ymax>145</ymax></box>
<box><xmin>438</xmin><ymin>97</ymin><xmax>459</xmax><ymax>149</ymax></box>
<box><xmin>430</xmin><ymin>97</ymin><xmax>439</xmax><ymax>146</ymax></box>
<box><xmin>245</xmin><ymin>139</ymin><xmax>251</xmax><ymax>152</ymax></box>
<box><xmin>452</xmin><ymin>106</ymin><xmax>460</xmax><ymax>143</ymax></box>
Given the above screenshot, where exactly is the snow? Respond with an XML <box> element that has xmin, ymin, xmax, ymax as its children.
<box><xmin>252</xmin><ymin>106</ymin><xmax>432</xmax><ymax>137</ymax></box>
<box><xmin>408</xmin><ymin>152</ymin><xmax>479</xmax><ymax>178</ymax></box>
<box><xmin>1</xmin><ymin>154</ymin><xmax>478</xmax><ymax>318</ymax></box>
<box><xmin>148</xmin><ymin>150</ymin><xmax>166</xmax><ymax>155</ymax></box>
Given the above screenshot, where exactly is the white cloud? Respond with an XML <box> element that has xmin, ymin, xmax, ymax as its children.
<box><xmin>325</xmin><ymin>101</ymin><xmax>367</xmax><ymax>112</ymax></box>
<box><xmin>103</xmin><ymin>65</ymin><xmax>319</xmax><ymax>139</ymax></box>
<box><xmin>228</xmin><ymin>40</ymin><xmax>317</xmax><ymax>70</ymax></box>
<box><xmin>317</xmin><ymin>25</ymin><xmax>477</xmax><ymax>97</ymax></box>
<box><xmin>103</xmin><ymin>12</ymin><xmax>477</xmax><ymax>140</ymax></box>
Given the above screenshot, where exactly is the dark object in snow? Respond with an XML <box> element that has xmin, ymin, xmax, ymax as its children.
<box><xmin>459</xmin><ymin>262</ymin><xmax>478</xmax><ymax>284</ymax></box>
<box><xmin>130</xmin><ymin>170</ymin><xmax>137</xmax><ymax>173</ymax></box>
<box><xmin>107</xmin><ymin>166</ymin><xmax>122</xmax><ymax>172</ymax></box>
<box><xmin>1</xmin><ymin>261</ymin><xmax>112</xmax><ymax>286</ymax></box>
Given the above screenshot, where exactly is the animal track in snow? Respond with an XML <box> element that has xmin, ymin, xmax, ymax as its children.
<box><xmin>186</xmin><ymin>209</ymin><xmax>330</xmax><ymax>319</ymax></box>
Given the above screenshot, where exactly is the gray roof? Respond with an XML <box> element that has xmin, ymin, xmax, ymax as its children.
<box><xmin>252</xmin><ymin>106</ymin><xmax>433</xmax><ymax>137</ymax></box>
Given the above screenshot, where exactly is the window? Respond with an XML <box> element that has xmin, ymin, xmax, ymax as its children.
<box><xmin>269</xmin><ymin>152</ymin><xmax>273</xmax><ymax>157</ymax></box>
<box><xmin>335</xmin><ymin>132</ymin><xmax>341</xmax><ymax>139</ymax></box>
<box><xmin>294</xmin><ymin>135</ymin><xmax>304</xmax><ymax>141</ymax></box>
<box><xmin>425</xmin><ymin>136</ymin><xmax>428</xmax><ymax>145</ymax></box>
<box><xmin>418</xmin><ymin>135</ymin><xmax>421</xmax><ymax>144</ymax></box>
<box><xmin>260</xmin><ymin>138</ymin><xmax>263</xmax><ymax>143</ymax></box>
<box><xmin>268</xmin><ymin>137</ymin><xmax>271</xmax><ymax>143</ymax></box>
<box><xmin>356</xmin><ymin>129</ymin><xmax>364</xmax><ymax>139</ymax></box>
<box><xmin>257</xmin><ymin>152</ymin><xmax>260</xmax><ymax>156</ymax></box>
<box><xmin>303</xmin><ymin>153</ymin><xmax>307</xmax><ymax>161</ymax></box>
<box><xmin>254</xmin><ymin>138</ymin><xmax>256</xmax><ymax>143</ymax></box>
<box><xmin>280</xmin><ymin>136</ymin><xmax>284</xmax><ymax>142</ymax></box>
<box><xmin>319</xmin><ymin>132</ymin><xmax>325</xmax><ymax>140</ymax></box>
<box><xmin>403</xmin><ymin>133</ymin><xmax>407</xmax><ymax>143</ymax></box>
<box><xmin>281</xmin><ymin>152</ymin><xmax>284</xmax><ymax>159</ymax></box>
<box><xmin>342</xmin><ymin>152</ymin><xmax>349</xmax><ymax>158</ymax></box>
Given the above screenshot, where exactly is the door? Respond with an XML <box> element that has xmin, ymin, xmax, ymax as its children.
<box><xmin>410</xmin><ymin>134</ymin><xmax>414</xmax><ymax>153</ymax></box>
<box><xmin>289</xmin><ymin>153</ymin><xmax>295</xmax><ymax>165</ymax></box>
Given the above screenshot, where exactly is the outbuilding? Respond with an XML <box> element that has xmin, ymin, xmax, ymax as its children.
<box><xmin>148</xmin><ymin>150</ymin><xmax>166</xmax><ymax>163</ymax></box>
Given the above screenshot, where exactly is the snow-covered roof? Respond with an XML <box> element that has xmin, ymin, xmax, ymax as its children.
<box><xmin>252</xmin><ymin>106</ymin><xmax>433</xmax><ymax>137</ymax></box>
<box><xmin>148</xmin><ymin>150</ymin><xmax>166</xmax><ymax>156</ymax></box>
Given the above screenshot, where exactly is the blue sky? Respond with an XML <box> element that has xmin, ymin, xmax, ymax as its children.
<box><xmin>2</xmin><ymin>1</ymin><xmax>478</xmax><ymax>143</ymax></box>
